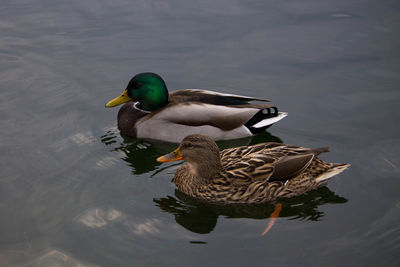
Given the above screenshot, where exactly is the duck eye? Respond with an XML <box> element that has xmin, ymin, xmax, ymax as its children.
<box><xmin>130</xmin><ymin>81</ymin><xmax>143</xmax><ymax>90</ymax></box>
<box><xmin>182</xmin><ymin>143</ymin><xmax>192</xmax><ymax>149</ymax></box>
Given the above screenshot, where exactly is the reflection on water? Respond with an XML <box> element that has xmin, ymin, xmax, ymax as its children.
<box><xmin>101</xmin><ymin>130</ymin><xmax>171</xmax><ymax>174</ymax></box>
<box><xmin>77</xmin><ymin>207</ymin><xmax>123</xmax><ymax>228</ymax></box>
<box><xmin>2</xmin><ymin>0</ymin><xmax>399</xmax><ymax>264</ymax></box>
<box><xmin>27</xmin><ymin>250</ymin><xmax>96</xmax><ymax>267</ymax></box>
<box><xmin>154</xmin><ymin>187</ymin><xmax>347</xmax><ymax>234</ymax></box>
<box><xmin>101</xmin><ymin>130</ymin><xmax>283</xmax><ymax>174</ymax></box>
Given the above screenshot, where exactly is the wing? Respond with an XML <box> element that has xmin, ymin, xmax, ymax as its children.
<box><xmin>221</xmin><ymin>143</ymin><xmax>325</xmax><ymax>183</ymax></box>
<box><xmin>166</xmin><ymin>89</ymin><xmax>283</xmax><ymax>130</ymax></box>
<box><xmin>268</xmin><ymin>154</ymin><xmax>315</xmax><ymax>181</ymax></box>
<box><xmin>169</xmin><ymin>89</ymin><xmax>271</xmax><ymax>106</ymax></box>
<box><xmin>221</xmin><ymin>143</ymin><xmax>284</xmax><ymax>183</ymax></box>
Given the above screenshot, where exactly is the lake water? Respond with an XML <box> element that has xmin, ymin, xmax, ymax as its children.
<box><xmin>1</xmin><ymin>0</ymin><xmax>399</xmax><ymax>266</ymax></box>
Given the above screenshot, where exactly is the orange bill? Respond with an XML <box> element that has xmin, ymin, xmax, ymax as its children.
<box><xmin>157</xmin><ymin>148</ymin><xmax>183</xmax><ymax>162</ymax></box>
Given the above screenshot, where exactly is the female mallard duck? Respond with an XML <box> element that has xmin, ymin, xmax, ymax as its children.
<box><xmin>105</xmin><ymin>72</ymin><xmax>287</xmax><ymax>143</ymax></box>
<box><xmin>157</xmin><ymin>134</ymin><xmax>350</xmax><ymax>204</ymax></box>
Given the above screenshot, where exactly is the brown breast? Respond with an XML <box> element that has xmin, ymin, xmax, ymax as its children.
<box><xmin>117</xmin><ymin>102</ymin><xmax>148</xmax><ymax>138</ymax></box>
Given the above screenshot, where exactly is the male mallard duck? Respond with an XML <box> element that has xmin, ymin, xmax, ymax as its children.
<box><xmin>105</xmin><ymin>72</ymin><xmax>287</xmax><ymax>143</ymax></box>
<box><xmin>157</xmin><ymin>134</ymin><xmax>350</xmax><ymax>204</ymax></box>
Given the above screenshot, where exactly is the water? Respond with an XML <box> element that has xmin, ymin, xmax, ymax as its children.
<box><xmin>1</xmin><ymin>0</ymin><xmax>399</xmax><ymax>266</ymax></box>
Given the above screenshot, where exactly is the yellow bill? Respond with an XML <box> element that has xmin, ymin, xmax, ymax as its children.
<box><xmin>105</xmin><ymin>89</ymin><xmax>132</xmax><ymax>108</ymax></box>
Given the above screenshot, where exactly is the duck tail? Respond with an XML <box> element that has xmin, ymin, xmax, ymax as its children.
<box><xmin>245</xmin><ymin>107</ymin><xmax>288</xmax><ymax>134</ymax></box>
<box><xmin>315</xmin><ymin>163</ymin><xmax>350</xmax><ymax>183</ymax></box>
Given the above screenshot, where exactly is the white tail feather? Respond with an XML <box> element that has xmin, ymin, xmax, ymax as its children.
<box><xmin>252</xmin><ymin>112</ymin><xmax>288</xmax><ymax>128</ymax></box>
<box><xmin>315</xmin><ymin>164</ymin><xmax>350</xmax><ymax>183</ymax></box>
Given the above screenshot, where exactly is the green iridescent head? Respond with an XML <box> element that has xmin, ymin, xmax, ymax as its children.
<box><xmin>106</xmin><ymin>72</ymin><xmax>169</xmax><ymax>111</ymax></box>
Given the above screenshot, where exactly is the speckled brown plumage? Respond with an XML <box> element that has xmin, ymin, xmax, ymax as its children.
<box><xmin>158</xmin><ymin>134</ymin><xmax>350</xmax><ymax>205</ymax></box>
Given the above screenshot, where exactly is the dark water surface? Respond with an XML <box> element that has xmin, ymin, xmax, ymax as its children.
<box><xmin>1</xmin><ymin>0</ymin><xmax>399</xmax><ymax>266</ymax></box>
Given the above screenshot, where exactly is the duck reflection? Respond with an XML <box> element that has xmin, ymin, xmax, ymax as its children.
<box><xmin>101</xmin><ymin>130</ymin><xmax>175</xmax><ymax>174</ymax></box>
<box><xmin>154</xmin><ymin>187</ymin><xmax>347</xmax><ymax>234</ymax></box>
<box><xmin>101</xmin><ymin>130</ymin><xmax>282</xmax><ymax>175</ymax></box>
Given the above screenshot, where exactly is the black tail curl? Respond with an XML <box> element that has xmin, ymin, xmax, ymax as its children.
<box><xmin>245</xmin><ymin>107</ymin><xmax>279</xmax><ymax>134</ymax></box>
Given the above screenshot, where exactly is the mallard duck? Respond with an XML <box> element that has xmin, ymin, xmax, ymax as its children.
<box><xmin>157</xmin><ymin>134</ymin><xmax>350</xmax><ymax>204</ymax></box>
<box><xmin>105</xmin><ymin>72</ymin><xmax>287</xmax><ymax>143</ymax></box>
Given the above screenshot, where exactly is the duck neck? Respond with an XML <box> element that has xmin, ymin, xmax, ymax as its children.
<box><xmin>187</xmin><ymin>152</ymin><xmax>222</xmax><ymax>183</ymax></box>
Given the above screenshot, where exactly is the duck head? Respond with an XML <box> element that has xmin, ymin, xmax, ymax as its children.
<box><xmin>157</xmin><ymin>134</ymin><xmax>222</xmax><ymax>180</ymax></box>
<box><xmin>105</xmin><ymin>72</ymin><xmax>169</xmax><ymax>111</ymax></box>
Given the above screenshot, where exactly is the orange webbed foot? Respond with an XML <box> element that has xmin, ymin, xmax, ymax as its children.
<box><xmin>261</xmin><ymin>203</ymin><xmax>282</xmax><ymax>236</ymax></box>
